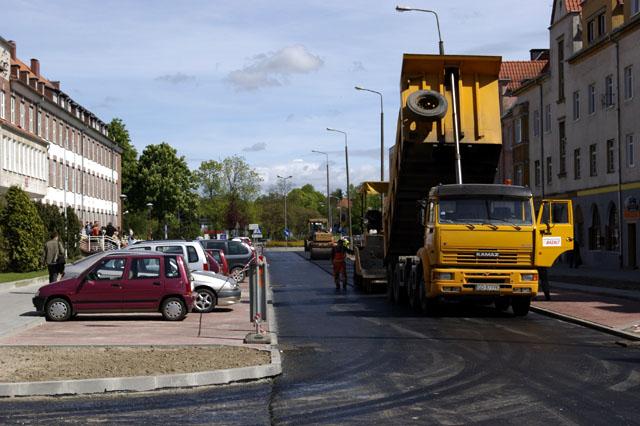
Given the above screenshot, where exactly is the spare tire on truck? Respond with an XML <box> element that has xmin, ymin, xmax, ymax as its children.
<box><xmin>406</xmin><ymin>90</ymin><xmax>448</xmax><ymax>119</ymax></box>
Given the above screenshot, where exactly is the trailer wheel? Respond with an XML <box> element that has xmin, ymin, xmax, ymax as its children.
<box><xmin>393</xmin><ymin>266</ymin><xmax>407</xmax><ymax>305</ymax></box>
<box><xmin>407</xmin><ymin>90</ymin><xmax>448</xmax><ymax>119</ymax></box>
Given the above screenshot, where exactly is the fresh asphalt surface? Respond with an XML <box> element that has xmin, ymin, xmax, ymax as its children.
<box><xmin>1</xmin><ymin>251</ymin><xmax>639</xmax><ymax>425</ymax></box>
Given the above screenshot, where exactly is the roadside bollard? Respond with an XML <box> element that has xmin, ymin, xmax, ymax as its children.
<box><xmin>245</xmin><ymin>254</ymin><xmax>271</xmax><ymax>344</ymax></box>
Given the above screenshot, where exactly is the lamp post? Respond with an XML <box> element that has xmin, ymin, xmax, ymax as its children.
<box><xmin>146</xmin><ymin>202</ymin><xmax>153</xmax><ymax>240</ymax></box>
<box><xmin>312</xmin><ymin>150</ymin><xmax>331</xmax><ymax>231</ymax></box>
<box><xmin>326</xmin><ymin>128</ymin><xmax>352</xmax><ymax>243</ymax></box>
<box><xmin>355</xmin><ymin>86</ymin><xmax>385</xmax><ymax>210</ymax></box>
<box><xmin>277</xmin><ymin>175</ymin><xmax>293</xmax><ymax>245</ymax></box>
<box><xmin>395</xmin><ymin>5</ymin><xmax>445</xmax><ymax>55</ymax></box>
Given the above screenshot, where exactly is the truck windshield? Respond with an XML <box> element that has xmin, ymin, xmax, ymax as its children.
<box><xmin>438</xmin><ymin>197</ymin><xmax>533</xmax><ymax>226</ymax></box>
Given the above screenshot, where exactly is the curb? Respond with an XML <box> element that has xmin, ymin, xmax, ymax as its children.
<box><xmin>0</xmin><ymin>267</ymin><xmax>282</xmax><ymax>397</ymax></box>
<box><xmin>0</xmin><ymin>276</ymin><xmax>48</xmax><ymax>293</ymax></box>
<box><xmin>530</xmin><ymin>305</ymin><xmax>640</xmax><ymax>342</ymax></box>
<box><xmin>0</xmin><ymin>317</ymin><xmax>45</xmax><ymax>340</ymax></box>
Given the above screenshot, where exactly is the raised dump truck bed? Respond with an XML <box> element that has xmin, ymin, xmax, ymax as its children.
<box><xmin>385</xmin><ymin>54</ymin><xmax>503</xmax><ymax>260</ymax></box>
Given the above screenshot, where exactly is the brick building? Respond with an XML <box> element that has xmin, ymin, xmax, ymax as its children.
<box><xmin>0</xmin><ymin>37</ymin><xmax>122</xmax><ymax>229</ymax></box>
<box><xmin>500</xmin><ymin>0</ymin><xmax>640</xmax><ymax>270</ymax></box>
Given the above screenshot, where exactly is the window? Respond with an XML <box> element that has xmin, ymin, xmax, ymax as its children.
<box><xmin>10</xmin><ymin>97</ymin><xmax>15</xmax><ymax>123</ymax></box>
<box><xmin>19</xmin><ymin>102</ymin><xmax>25</xmax><ymax>128</ymax></box>
<box><xmin>165</xmin><ymin>257</ymin><xmax>180</xmax><ymax>278</ymax></box>
<box><xmin>589</xmin><ymin>204</ymin><xmax>602</xmax><ymax>250</ymax></box>
<box><xmin>627</xmin><ymin>134</ymin><xmax>635</xmax><ymax>167</ymax></box>
<box><xmin>606</xmin><ymin>203</ymin><xmax>619</xmax><ymax>251</ymax></box>
<box><xmin>129</xmin><ymin>258</ymin><xmax>161</xmax><ymax>279</ymax></box>
<box><xmin>186</xmin><ymin>246</ymin><xmax>199</xmax><ymax>263</ymax></box>
<box><xmin>437</xmin><ymin>197</ymin><xmax>533</xmax><ymax>225</ymax></box>
<box><xmin>52</xmin><ymin>120</ymin><xmax>57</xmax><ymax>144</ymax></box>
<box><xmin>544</xmin><ymin>104</ymin><xmax>551</xmax><ymax>133</ymax></box>
<box><xmin>574</xmin><ymin>148</ymin><xmax>581</xmax><ymax>179</ymax></box>
<box><xmin>559</xmin><ymin>121</ymin><xmax>567</xmax><ymax>176</ymax></box>
<box><xmin>0</xmin><ymin>91</ymin><xmax>4</xmax><ymax>119</ymax></box>
<box><xmin>573</xmin><ymin>91</ymin><xmax>580</xmax><ymax>120</ymax></box>
<box><xmin>228</xmin><ymin>241</ymin><xmax>248</xmax><ymax>255</ymax></box>
<box><xmin>90</xmin><ymin>258</ymin><xmax>126</xmax><ymax>281</ymax></box>
<box><xmin>515</xmin><ymin>117</ymin><xmax>522</xmax><ymax>144</ymax></box>
<box><xmin>533</xmin><ymin>109</ymin><xmax>540</xmax><ymax>137</ymax></box>
<box><xmin>597</xmin><ymin>12</ymin><xmax>606</xmax><ymax>37</ymax></box>
<box><xmin>557</xmin><ymin>38</ymin><xmax>565</xmax><ymax>101</ymax></box>
<box><xmin>546</xmin><ymin>156</ymin><xmax>553</xmax><ymax>185</ymax></box>
<box><xmin>605</xmin><ymin>75</ymin><xmax>614</xmax><ymax>107</ymax></box>
<box><xmin>587</xmin><ymin>19</ymin><xmax>595</xmax><ymax>44</ymax></box>
<box><xmin>45</xmin><ymin>115</ymin><xmax>49</xmax><ymax>141</ymax></box>
<box><xmin>624</xmin><ymin>66</ymin><xmax>633</xmax><ymax>100</ymax></box>
<box><xmin>606</xmin><ymin>139</ymin><xmax>615</xmax><ymax>173</ymax></box>
<box><xmin>37</xmin><ymin>111</ymin><xmax>42</xmax><ymax>137</ymax></box>
<box><xmin>28</xmin><ymin>106</ymin><xmax>34</xmax><ymax>132</ymax></box>
<box><xmin>514</xmin><ymin>165</ymin><xmax>523</xmax><ymax>186</ymax></box>
<box><xmin>534</xmin><ymin>160</ymin><xmax>541</xmax><ymax>187</ymax></box>
<box><xmin>633</xmin><ymin>0</ymin><xmax>640</xmax><ymax>15</ymax></box>
<box><xmin>588</xmin><ymin>84</ymin><xmax>596</xmax><ymax>114</ymax></box>
<box><xmin>156</xmin><ymin>246</ymin><xmax>183</xmax><ymax>255</ymax></box>
<box><xmin>590</xmin><ymin>143</ymin><xmax>598</xmax><ymax>176</ymax></box>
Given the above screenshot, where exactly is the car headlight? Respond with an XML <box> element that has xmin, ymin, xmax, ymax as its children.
<box><xmin>521</xmin><ymin>273</ymin><xmax>538</xmax><ymax>282</ymax></box>
<box><xmin>434</xmin><ymin>272</ymin><xmax>454</xmax><ymax>281</ymax></box>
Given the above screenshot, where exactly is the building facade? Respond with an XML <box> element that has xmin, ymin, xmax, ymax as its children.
<box><xmin>501</xmin><ymin>0</ymin><xmax>640</xmax><ymax>269</ymax></box>
<box><xmin>0</xmin><ymin>37</ymin><xmax>122</xmax><ymax>228</ymax></box>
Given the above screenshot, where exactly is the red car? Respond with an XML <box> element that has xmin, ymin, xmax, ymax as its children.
<box><xmin>33</xmin><ymin>252</ymin><xmax>196</xmax><ymax>321</ymax></box>
<box><xmin>206</xmin><ymin>249</ymin><xmax>229</xmax><ymax>276</ymax></box>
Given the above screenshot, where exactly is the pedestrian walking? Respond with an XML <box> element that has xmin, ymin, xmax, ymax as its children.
<box><xmin>331</xmin><ymin>238</ymin><xmax>352</xmax><ymax>291</ymax></box>
<box><xmin>43</xmin><ymin>231</ymin><xmax>65</xmax><ymax>283</ymax></box>
<box><xmin>105</xmin><ymin>222</ymin><xmax>116</xmax><ymax>237</ymax></box>
<box><xmin>538</xmin><ymin>267</ymin><xmax>550</xmax><ymax>301</ymax></box>
<box><xmin>569</xmin><ymin>240</ymin><xmax>582</xmax><ymax>268</ymax></box>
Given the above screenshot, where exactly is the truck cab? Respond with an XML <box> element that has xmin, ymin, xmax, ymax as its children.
<box><xmin>413</xmin><ymin>184</ymin><xmax>573</xmax><ymax>315</ymax></box>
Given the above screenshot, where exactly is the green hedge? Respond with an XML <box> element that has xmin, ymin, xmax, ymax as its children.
<box><xmin>265</xmin><ymin>240</ymin><xmax>305</xmax><ymax>247</ymax></box>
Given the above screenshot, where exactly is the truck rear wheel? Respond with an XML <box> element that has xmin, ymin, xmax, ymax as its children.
<box><xmin>512</xmin><ymin>298</ymin><xmax>531</xmax><ymax>316</ymax></box>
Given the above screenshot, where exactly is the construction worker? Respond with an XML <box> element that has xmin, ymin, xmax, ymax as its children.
<box><xmin>331</xmin><ymin>238</ymin><xmax>352</xmax><ymax>290</ymax></box>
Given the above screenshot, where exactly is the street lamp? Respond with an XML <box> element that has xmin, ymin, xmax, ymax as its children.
<box><xmin>354</xmin><ymin>86</ymin><xmax>384</xmax><ymax>183</ymax></box>
<box><xmin>326</xmin><ymin>128</ymin><xmax>353</xmax><ymax>243</ymax></box>
<box><xmin>395</xmin><ymin>5</ymin><xmax>445</xmax><ymax>55</ymax></box>
<box><xmin>277</xmin><ymin>175</ymin><xmax>293</xmax><ymax>245</ymax></box>
<box><xmin>312</xmin><ymin>150</ymin><xmax>331</xmax><ymax>231</ymax></box>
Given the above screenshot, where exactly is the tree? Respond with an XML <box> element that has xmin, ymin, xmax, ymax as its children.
<box><xmin>130</xmin><ymin>143</ymin><xmax>199</xmax><ymax>238</ymax></box>
<box><xmin>1</xmin><ymin>186</ymin><xmax>46</xmax><ymax>272</ymax></box>
<box><xmin>107</xmin><ymin>118</ymin><xmax>138</xmax><ymax>197</ymax></box>
<box><xmin>195</xmin><ymin>160</ymin><xmax>223</xmax><ymax>199</ymax></box>
<box><xmin>220</xmin><ymin>156</ymin><xmax>262</xmax><ymax>201</ymax></box>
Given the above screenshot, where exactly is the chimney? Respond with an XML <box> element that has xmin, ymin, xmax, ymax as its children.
<box><xmin>530</xmin><ymin>49</ymin><xmax>550</xmax><ymax>61</ymax></box>
<box><xmin>30</xmin><ymin>58</ymin><xmax>40</xmax><ymax>76</ymax></box>
<box><xmin>7</xmin><ymin>40</ymin><xmax>16</xmax><ymax>60</ymax></box>
<box><xmin>51</xmin><ymin>80</ymin><xmax>60</xmax><ymax>90</ymax></box>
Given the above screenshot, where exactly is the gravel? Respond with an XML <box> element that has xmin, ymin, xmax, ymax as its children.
<box><xmin>0</xmin><ymin>346</ymin><xmax>270</xmax><ymax>383</ymax></box>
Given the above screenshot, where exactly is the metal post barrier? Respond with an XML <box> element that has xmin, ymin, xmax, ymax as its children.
<box><xmin>244</xmin><ymin>254</ymin><xmax>271</xmax><ymax>344</ymax></box>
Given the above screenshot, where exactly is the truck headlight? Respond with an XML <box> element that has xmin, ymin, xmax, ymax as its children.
<box><xmin>521</xmin><ymin>273</ymin><xmax>538</xmax><ymax>282</ymax></box>
<box><xmin>434</xmin><ymin>272</ymin><xmax>454</xmax><ymax>281</ymax></box>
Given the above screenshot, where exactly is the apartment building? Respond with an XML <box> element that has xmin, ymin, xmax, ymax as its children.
<box><xmin>0</xmin><ymin>37</ymin><xmax>122</xmax><ymax>228</ymax></box>
<box><xmin>501</xmin><ymin>0</ymin><xmax>640</xmax><ymax>269</ymax></box>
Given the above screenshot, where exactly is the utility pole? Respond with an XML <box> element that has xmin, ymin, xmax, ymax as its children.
<box><xmin>277</xmin><ymin>175</ymin><xmax>293</xmax><ymax>246</ymax></box>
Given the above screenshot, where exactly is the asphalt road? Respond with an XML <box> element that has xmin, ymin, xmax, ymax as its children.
<box><xmin>1</xmin><ymin>251</ymin><xmax>639</xmax><ymax>425</ymax></box>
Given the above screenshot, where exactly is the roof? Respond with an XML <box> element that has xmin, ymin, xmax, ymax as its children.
<box><xmin>429</xmin><ymin>184</ymin><xmax>532</xmax><ymax>199</ymax></box>
<box><xmin>566</xmin><ymin>0</ymin><xmax>582</xmax><ymax>12</ymax></box>
<box><xmin>12</xmin><ymin>57</ymin><xmax>55</xmax><ymax>88</ymax></box>
<box><xmin>500</xmin><ymin>60</ymin><xmax>548</xmax><ymax>93</ymax></box>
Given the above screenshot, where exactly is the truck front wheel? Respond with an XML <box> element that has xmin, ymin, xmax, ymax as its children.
<box><xmin>512</xmin><ymin>298</ymin><xmax>531</xmax><ymax>316</ymax></box>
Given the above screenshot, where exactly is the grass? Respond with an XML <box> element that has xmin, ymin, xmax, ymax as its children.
<box><xmin>265</xmin><ymin>240</ymin><xmax>305</xmax><ymax>247</ymax></box>
<box><xmin>0</xmin><ymin>269</ymin><xmax>48</xmax><ymax>284</ymax></box>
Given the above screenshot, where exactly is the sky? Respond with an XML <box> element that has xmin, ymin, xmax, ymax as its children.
<box><xmin>2</xmin><ymin>0</ymin><xmax>554</xmax><ymax>193</ymax></box>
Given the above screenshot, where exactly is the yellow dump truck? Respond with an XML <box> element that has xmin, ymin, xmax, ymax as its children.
<box><xmin>384</xmin><ymin>54</ymin><xmax>574</xmax><ymax>316</ymax></box>
<box><xmin>304</xmin><ymin>218</ymin><xmax>334</xmax><ymax>260</ymax></box>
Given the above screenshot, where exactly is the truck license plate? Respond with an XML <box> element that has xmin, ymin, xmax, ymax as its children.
<box><xmin>475</xmin><ymin>284</ymin><xmax>500</xmax><ymax>292</ymax></box>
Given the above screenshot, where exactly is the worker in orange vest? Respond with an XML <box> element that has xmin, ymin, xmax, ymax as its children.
<box><xmin>331</xmin><ymin>238</ymin><xmax>352</xmax><ymax>290</ymax></box>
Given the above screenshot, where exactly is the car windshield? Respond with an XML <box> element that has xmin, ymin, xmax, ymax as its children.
<box><xmin>438</xmin><ymin>197</ymin><xmax>533</xmax><ymax>226</ymax></box>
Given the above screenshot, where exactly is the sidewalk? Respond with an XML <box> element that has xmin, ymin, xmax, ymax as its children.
<box><xmin>0</xmin><ymin>279</ymin><xmax>47</xmax><ymax>339</ymax></box>
<box><xmin>532</xmin><ymin>272</ymin><xmax>640</xmax><ymax>340</ymax></box>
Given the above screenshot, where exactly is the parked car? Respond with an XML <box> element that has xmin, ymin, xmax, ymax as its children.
<box><xmin>191</xmin><ymin>271</ymin><xmax>241</xmax><ymax>312</ymax></box>
<box><xmin>33</xmin><ymin>252</ymin><xmax>196</xmax><ymax>321</ymax></box>
<box><xmin>204</xmin><ymin>251</ymin><xmax>221</xmax><ymax>274</ymax></box>
<box><xmin>205</xmin><ymin>248</ymin><xmax>229</xmax><ymax>276</ymax></box>
<box><xmin>128</xmin><ymin>241</ymin><xmax>210</xmax><ymax>272</ymax></box>
<box><xmin>199</xmin><ymin>240</ymin><xmax>254</xmax><ymax>282</ymax></box>
<box><xmin>62</xmin><ymin>250</ymin><xmax>239</xmax><ymax>314</ymax></box>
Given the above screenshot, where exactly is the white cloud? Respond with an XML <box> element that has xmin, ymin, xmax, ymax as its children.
<box><xmin>242</xmin><ymin>142</ymin><xmax>267</xmax><ymax>152</ymax></box>
<box><xmin>227</xmin><ymin>45</ymin><xmax>324</xmax><ymax>91</ymax></box>
<box><xmin>155</xmin><ymin>72</ymin><xmax>196</xmax><ymax>84</ymax></box>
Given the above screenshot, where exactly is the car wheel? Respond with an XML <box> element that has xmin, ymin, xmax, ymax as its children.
<box><xmin>231</xmin><ymin>267</ymin><xmax>245</xmax><ymax>283</ymax></box>
<box><xmin>161</xmin><ymin>297</ymin><xmax>187</xmax><ymax>321</ymax></box>
<box><xmin>194</xmin><ymin>288</ymin><xmax>217</xmax><ymax>313</ymax></box>
<box><xmin>45</xmin><ymin>298</ymin><xmax>72</xmax><ymax>322</ymax></box>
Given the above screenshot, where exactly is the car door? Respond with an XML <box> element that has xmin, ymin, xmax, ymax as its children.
<box><xmin>74</xmin><ymin>257</ymin><xmax>127</xmax><ymax>312</ymax></box>
<box><xmin>121</xmin><ymin>256</ymin><xmax>165</xmax><ymax>312</ymax></box>
<box><xmin>535</xmin><ymin>199</ymin><xmax>574</xmax><ymax>267</ymax></box>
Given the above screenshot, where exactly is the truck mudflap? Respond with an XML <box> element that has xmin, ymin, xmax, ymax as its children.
<box><xmin>428</xmin><ymin>268</ymin><xmax>538</xmax><ymax>298</ymax></box>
